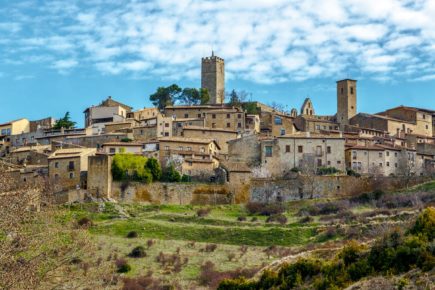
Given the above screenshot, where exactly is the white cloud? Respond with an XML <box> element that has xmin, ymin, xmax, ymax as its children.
<box><xmin>2</xmin><ymin>0</ymin><xmax>435</xmax><ymax>83</ymax></box>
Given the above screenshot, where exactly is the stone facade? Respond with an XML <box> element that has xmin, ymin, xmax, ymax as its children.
<box><xmin>261</xmin><ymin>134</ymin><xmax>346</xmax><ymax>177</ymax></box>
<box><xmin>337</xmin><ymin>79</ymin><xmax>357</xmax><ymax>126</ymax></box>
<box><xmin>87</xmin><ymin>154</ymin><xmax>112</xmax><ymax>198</ymax></box>
<box><xmin>201</xmin><ymin>53</ymin><xmax>225</xmax><ymax>105</ymax></box>
<box><xmin>181</xmin><ymin>126</ymin><xmax>238</xmax><ymax>154</ymax></box>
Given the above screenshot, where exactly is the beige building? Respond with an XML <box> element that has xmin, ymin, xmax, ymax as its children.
<box><xmin>9</xmin><ymin>145</ymin><xmax>51</xmax><ymax>166</ymax></box>
<box><xmin>84</xmin><ymin>96</ymin><xmax>132</xmax><ymax>134</ymax></box>
<box><xmin>0</xmin><ymin>118</ymin><xmax>30</xmax><ymax>156</ymax></box>
<box><xmin>261</xmin><ymin>112</ymin><xmax>297</xmax><ymax>136</ymax></box>
<box><xmin>345</xmin><ymin>144</ymin><xmax>417</xmax><ymax>176</ymax></box>
<box><xmin>204</xmin><ymin>109</ymin><xmax>246</xmax><ymax>133</ymax></box>
<box><xmin>261</xmin><ymin>133</ymin><xmax>346</xmax><ymax>178</ymax></box>
<box><xmin>101</xmin><ymin>142</ymin><xmax>143</xmax><ymax>154</ymax></box>
<box><xmin>181</xmin><ymin>126</ymin><xmax>239</xmax><ymax>154</ymax></box>
<box><xmin>48</xmin><ymin>148</ymin><xmax>96</xmax><ymax>192</ymax></box>
<box><xmin>127</xmin><ymin>107</ymin><xmax>159</xmax><ymax>120</ymax></box>
<box><xmin>201</xmin><ymin>52</ymin><xmax>225</xmax><ymax>105</ymax></box>
<box><xmin>159</xmin><ymin>137</ymin><xmax>220</xmax><ymax>177</ymax></box>
<box><xmin>350</xmin><ymin>113</ymin><xmax>417</xmax><ymax>137</ymax></box>
<box><xmin>378</xmin><ymin>106</ymin><xmax>434</xmax><ymax>137</ymax></box>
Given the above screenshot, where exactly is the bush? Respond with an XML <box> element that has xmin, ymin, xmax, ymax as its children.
<box><xmin>77</xmin><ymin>217</ymin><xmax>92</xmax><ymax>227</ymax></box>
<box><xmin>317</xmin><ymin>167</ymin><xmax>340</xmax><ymax>176</ymax></box>
<box><xmin>128</xmin><ymin>246</ymin><xmax>146</xmax><ymax>258</ymax></box>
<box><xmin>197</xmin><ymin>208</ymin><xmax>211</xmax><ymax>217</ymax></box>
<box><xmin>246</xmin><ymin>202</ymin><xmax>286</xmax><ymax>216</ymax></box>
<box><xmin>181</xmin><ymin>174</ymin><xmax>191</xmax><ymax>182</ymax></box>
<box><xmin>126</xmin><ymin>231</ymin><xmax>138</xmax><ymax>238</ymax></box>
<box><xmin>237</xmin><ymin>216</ymin><xmax>247</xmax><ymax>222</ymax></box>
<box><xmin>115</xmin><ymin>258</ymin><xmax>131</xmax><ymax>273</ymax></box>
<box><xmin>409</xmin><ymin>207</ymin><xmax>435</xmax><ymax>240</ymax></box>
<box><xmin>266</xmin><ymin>214</ymin><xmax>288</xmax><ymax>224</ymax></box>
<box><xmin>146</xmin><ymin>158</ymin><xmax>162</xmax><ymax>181</ymax></box>
<box><xmin>205</xmin><ymin>244</ymin><xmax>218</xmax><ymax>252</ymax></box>
<box><xmin>162</xmin><ymin>164</ymin><xmax>181</xmax><ymax>182</ymax></box>
<box><xmin>112</xmin><ymin>154</ymin><xmax>152</xmax><ymax>183</ymax></box>
<box><xmin>347</xmin><ymin>169</ymin><xmax>361</xmax><ymax>177</ymax></box>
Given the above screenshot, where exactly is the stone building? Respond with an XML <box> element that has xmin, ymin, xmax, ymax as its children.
<box><xmin>87</xmin><ymin>153</ymin><xmax>113</xmax><ymax>198</ymax></box>
<box><xmin>101</xmin><ymin>142</ymin><xmax>143</xmax><ymax>154</ymax></box>
<box><xmin>48</xmin><ymin>148</ymin><xmax>96</xmax><ymax>192</ymax></box>
<box><xmin>0</xmin><ymin>118</ymin><xmax>30</xmax><ymax>156</ymax></box>
<box><xmin>127</xmin><ymin>107</ymin><xmax>159</xmax><ymax>120</ymax></box>
<box><xmin>9</xmin><ymin>145</ymin><xmax>51</xmax><ymax>166</ymax></box>
<box><xmin>260</xmin><ymin>133</ymin><xmax>346</xmax><ymax>177</ymax></box>
<box><xmin>378</xmin><ymin>106</ymin><xmax>434</xmax><ymax>137</ymax></box>
<box><xmin>350</xmin><ymin>113</ymin><xmax>417</xmax><ymax>137</ymax></box>
<box><xmin>181</xmin><ymin>126</ymin><xmax>239</xmax><ymax>155</ymax></box>
<box><xmin>159</xmin><ymin>137</ymin><xmax>220</xmax><ymax>178</ymax></box>
<box><xmin>201</xmin><ymin>52</ymin><xmax>225</xmax><ymax>105</ymax></box>
<box><xmin>84</xmin><ymin>96</ymin><xmax>132</xmax><ymax>134</ymax></box>
<box><xmin>337</xmin><ymin>79</ymin><xmax>357</xmax><ymax>126</ymax></box>
<box><xmin>203</xmin><ymin>109</ymin><xmax>246</xmax><ymax>133</ymax></box>
<box><xmin>345</xmin><ymin>144</ymin><xmax>417</xmax><ymax>176</ymax></box>
<box><xmin>300</xmin><ymin>98</ymin><xmax>315</xmax><ymax>116</ymax></box>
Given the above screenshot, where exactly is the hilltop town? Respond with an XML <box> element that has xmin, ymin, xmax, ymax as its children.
<box><xmin>1</xmin><ymin>53</ymin><xmax>434</xmax><ymax>202</ymax></box>
<box><xmin>1</xmin><ymin>54</ymin><xmax>435</xmax><ymax>290</ymax></box>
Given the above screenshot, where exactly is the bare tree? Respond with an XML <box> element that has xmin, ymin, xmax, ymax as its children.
<box><xmin>0</xmin><ymin>170</ymin><xmax>107</xmax><ymax>289</ymax></box>
<box><xmin>299</xmin><ymin>154</ymin><xmax>318</xmax><ymax>199</ymax></box>
<box><xmin>397</xmin><ymin>150</ymin><xmax>417</xmax><ymax>189</ymax></box>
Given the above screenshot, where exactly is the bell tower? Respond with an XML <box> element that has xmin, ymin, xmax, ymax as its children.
<box><xmin>337</xmin><ymin>79</ymin><xmax>357</xmax><ymax>126</ymax></box>
<box><xmin>201</xmin><ymin>52</ymin><xmax>225</xmax><ymax>105</ymax></box>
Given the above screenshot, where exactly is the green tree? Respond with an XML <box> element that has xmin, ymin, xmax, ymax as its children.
<box><xmin>149</xmin><ymin>84</ymin><xmax>182</xmax><ymax>110</ymax></box>
<box><xmin>177</xmin><ymin>88</ymin><xmax>210</xmax><ymax>105</ymax></box>
<box><xmin>162</xmin><ymin>164</ymin><xmax>181</xmax><ymax>182</ymax></box>
<box><xmin>53</xmin><ymin>112</ymin><xmax>76</xmax><ymax>129</ymax></box>
<box><xmin>227</xmin><ymin>89</ymin><xmax>250</xmax><ymax>107</ymax></box>
<box><xmin>146</xmin><ymin>158</ymin><xmax>162</xmax><ymax>181</ymax></box>
<box><xmin>111</xmin><ymin>154</ymin><xmax>152</xmax><ymax>183</ymax></box>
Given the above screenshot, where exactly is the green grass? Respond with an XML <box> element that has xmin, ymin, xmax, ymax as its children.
<box><xmin>412</xmin><ymin>180</ymin><xmax>435</xmax><ymax>192</ymax></box>
<box><xmin>92</xmin><ymin>219</ymin><xmax>316</xmax><ymax>247</ymax></box>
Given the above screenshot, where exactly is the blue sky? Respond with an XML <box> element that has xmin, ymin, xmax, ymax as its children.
<box><xmin>1</xmin><ymin>0</ymin><xmax>435</xmax><ymax>127</ymax></box>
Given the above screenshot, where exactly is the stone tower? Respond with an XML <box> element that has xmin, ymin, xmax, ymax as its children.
<box><xmin>201</xmin><ymin>52</ymin><xmax>225</xmax><ymax>105</ymax></box>
<box><xmin>337</xmin><ymin>79</ymin><xmax>357</xmax><ymax>126</ymax></box>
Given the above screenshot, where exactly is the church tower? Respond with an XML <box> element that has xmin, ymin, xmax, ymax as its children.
<box><xmin>337</xmin><ymin>79</ymin><xmax>357</xmax><ymax>126</ymax></box>
<box><xmin>201</xmin><ymin>52</ymin><xmax>225</xmax><ymax>105</ymax></box>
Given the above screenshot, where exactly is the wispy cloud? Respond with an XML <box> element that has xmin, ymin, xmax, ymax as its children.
<box><xmin>1</xmin><ymin>0</ymin><xmax>435</xmax><ymax>84</ymax></box>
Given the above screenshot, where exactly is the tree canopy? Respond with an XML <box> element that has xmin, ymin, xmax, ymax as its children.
<box><xmin>53</xmin><ymin>112</ymin><xmax>76</xmax><ymax>129</ymax></box>
<box><xmin>150</xmin><ymin>85</ymin><xmax>211</xmax><ymax>109</ymax></box>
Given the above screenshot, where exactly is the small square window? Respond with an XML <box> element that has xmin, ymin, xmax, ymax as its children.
<box><xmin>285</xmin><ymin>145</ymin><xmax>290</xmax><ymax>153</ymax></box>
<box><xmin>298</xmin><ymin>146</ymin><xmax>303</xmax><ymax>153</ymax></box>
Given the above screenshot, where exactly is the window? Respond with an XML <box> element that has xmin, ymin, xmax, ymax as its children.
<box><xmin>350</xmin><ymin>87</ymin><xmax>354</xmax><ymax>94</ymax></box>
<box><xmin>165</xmin><ymin>123</ymin><xmax>169</xmax><ymax>127</ymax></box>
<box><xmin>265</xmin><ymin>146</ymin><xmax>273</xmax><ymax>157</ymax></box>
<box><xmin>69</xmin><ymin>172</ymin><xmax>74</xmax><ymax>179</ymax></box>
<box><xmin>68</xmin><ymin>161</ymin><xmax>75</xmax><ymax>170</ymax></box>
<box><xmin>341</xmin><ymin>88</ymin><xmax>344</xmax><ymax>94</ymax></box>
<box><xmin>285</xmin><ymin>145</ymin><xmax>290</xmax><ymax>153</ymax></box>
<box><xmin>184</xmin><ymin>113</ymin><xmax>189</xmax><ymax>118</ymax></box>
<box><xmin>395</xmin><ymin>152</ymin><xmax>398</xmax><ymax>157</ymax></box>
<box><xmin>237</xmin><ymin>114</ymin><xmax>242</xmax><ymax>119</ymax></box>
<box><xmin>395</xmin><ymin>163</ymin><xmax>398</xmax><ymax>168</ymax></box>
<box><xmin>55</xmin><ymin>162</ymin><xmax>59</xmax><ymax>168</ymax></box>
<box><xmin>386</xmin><ymin>162</ymin><xmax>390</xmax><ymax>167</ymax></box>
<box><xmin>164</xmin><ymin>132</ymin><xmax>169</xmax><ymax>136</ymax></box>
<box><xmin>327</xmin><ymin>146</ymin><xmax>331</xmax><ymax>154</ymax></box>
<box><xmin>274</xmin><ymin>116</ymin><xmax>282</xmax><ymax>125</ymax></box>
<box><xmin>337</xmin><ymin>160</ymin><xmax>341</xmax><ymax>164</ymax></box>
<box><xmin>378</xmin><ymin>152</ymin><xmax>383</xmax><ymax>158</ymax></box>
<box><xmin>237</xmin><ymin>123</ymin><xmax>242</xmax><ymax>128</ymax></box>
<box><xmin>178</xmin><ymin>146</ymin><xmax>183</xmax><ymax>151</ymax></box>
<box><xmin>109</xmin><ymin>148</ymin><xmax>116</xmax><ymax>153</ymax></box>
<box><xmin>226</xmin><ymin>114</ymin><xmax>230</xmax><ymax>119</ymax></box>
<box><xmin>423</xmin><ymin>114</ymin><xmax>426</xmax><ymax>119</ymax></box>
<box><xmin>379</xmin><ymin>163</ymin><xmax>383</xmax><ymax>167</ymax></box>
<box><xmin>386</xmin><ymin>151</ymin><xmax>390</xmax><ymax>157</ymax></box>
<box><xmin>226</xmin><ymin>123</ymin><xmax>231</xmax><ymax>128</ymax></box>
<box><xmin>298</xmin><ymin>146</ymin><xmax>303</xmax><ymax>153</ymax></box>
<box><xmin>327</xmin><ymin>161</ymin><xmax>331</xmax><ymax>165</ymax></box>
<box><xmin>212</xmin><ymin>114</ymin><xmax>216</xmax><ymax>119</ymax></box>
<box><xmin>317</xmin><ymin>159</ymin><xmax>322</xmax><ymax>166</ymax></box>
<box><xmin>164</xmin><ymin>146</ymin><xmax>169</xmax><ymax>150</ymax></box>
<box><xmin>316</xmin><ymin>125</ymin><xmax>320</xmax><ymax>130</ymax></box>
<box><xmin>187</xmin><ymin>147</ymin><xmax>192</xmax><ymax>151</ymax></box>
<box><xmin>197</xmin><ymin>114</ymin><xmax>201</xmax><ymax>118</ymax></box>
<box><xmin>280</xmin><ymin>129</ymin><xmax>285</xmax><ymax>136</ymax></box>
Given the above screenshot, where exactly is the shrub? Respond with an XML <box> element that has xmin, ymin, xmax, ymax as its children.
<box><xmin>317</xmin><ymin>167</ymin><xmax>340</xmax><ymax>176</ymax></box>
<box><xmin>409</xmin><ymin>207</ymin><xmax>435</xmax><ymax>240</ymax></box>
<box><xmin>162</xmin><ymin>164</ymin><xmax>181</xmax><ymax>182</ymax></box>
<box><xmin>181</xmin><ymin>174</ymin><xmax>191</xmax><ymax>182</ymax></box>
<box><xmin>197</xmin><ymin>208</ymin><xmax>211</xmax><ymax>217</ymax></box>
<box><xmin>266</xmin><ymin>214</ymin><xmax>288</xmax><ymax>224</ymax></box>
<box><xmin>237</xmin><ymin>216</ymin><xmax>247</xmax><ymax>222</ymax></box>
<box><xmin>347</xmin><ymin>169</ymin><xmax>361</xmax><ymax>177</ymax></box>
<box><xmin>146</xmin><ymin>158</ymin><xmax>162</xmax><ymax>181</ymax></box>
<box><xmin>128</xmin><ymin>246</ymin><xmax>146</xmax><ymax>258</ymax></box>
<box><xmin>126</xmin><ymin>231</ymin><xmax>138</xmax><ymax>238</ymax></box>
<box><xmin>251</xmin><ymin>217</ymin><xmax>258</xmax><ymax>222</ymax></box>
<box><xmin>246</xmin><ymin>202</ymin><xmax>286</xmax><ymax>216</ymax></box>
<box><xmin>112</xmin><ymin>154</ymin><xmax>152</xmax><ymax>183</ymax></box>
<box><xmin>205</xmin><ymin>244</ymin><xmax>218</xmax><ymax>252</ymax></box>
<box><xmin>228</xmin><ymin>253</ymin><xmax>236</xmax><ymax>262</ymax></box>
<box><xmin>115</xmin><ymin>258</ymin><xmax>131</xmax><ymax>273</ymax></box>
<box><xmin>77</xmin><ymin>217</ymin><xmax>92</xmax><ymax>227</ymax></box>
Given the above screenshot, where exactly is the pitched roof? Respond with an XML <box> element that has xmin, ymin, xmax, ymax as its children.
<box><xmin>48</xmin><ymin>148</ymin><xmax>96</xmax><ymax>159</ymax></box>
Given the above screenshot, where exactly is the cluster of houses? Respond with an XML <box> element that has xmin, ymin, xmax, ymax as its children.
<box><xmin>1</xmin><ymin>53</ymin><xmax>434</xmax><ymax>198</ymax></box>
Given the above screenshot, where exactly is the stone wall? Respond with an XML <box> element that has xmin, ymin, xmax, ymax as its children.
<box><xmin>111</xmin><ymin>182</ymin><xmax>233</xmax><ymax>205</ymax></box>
